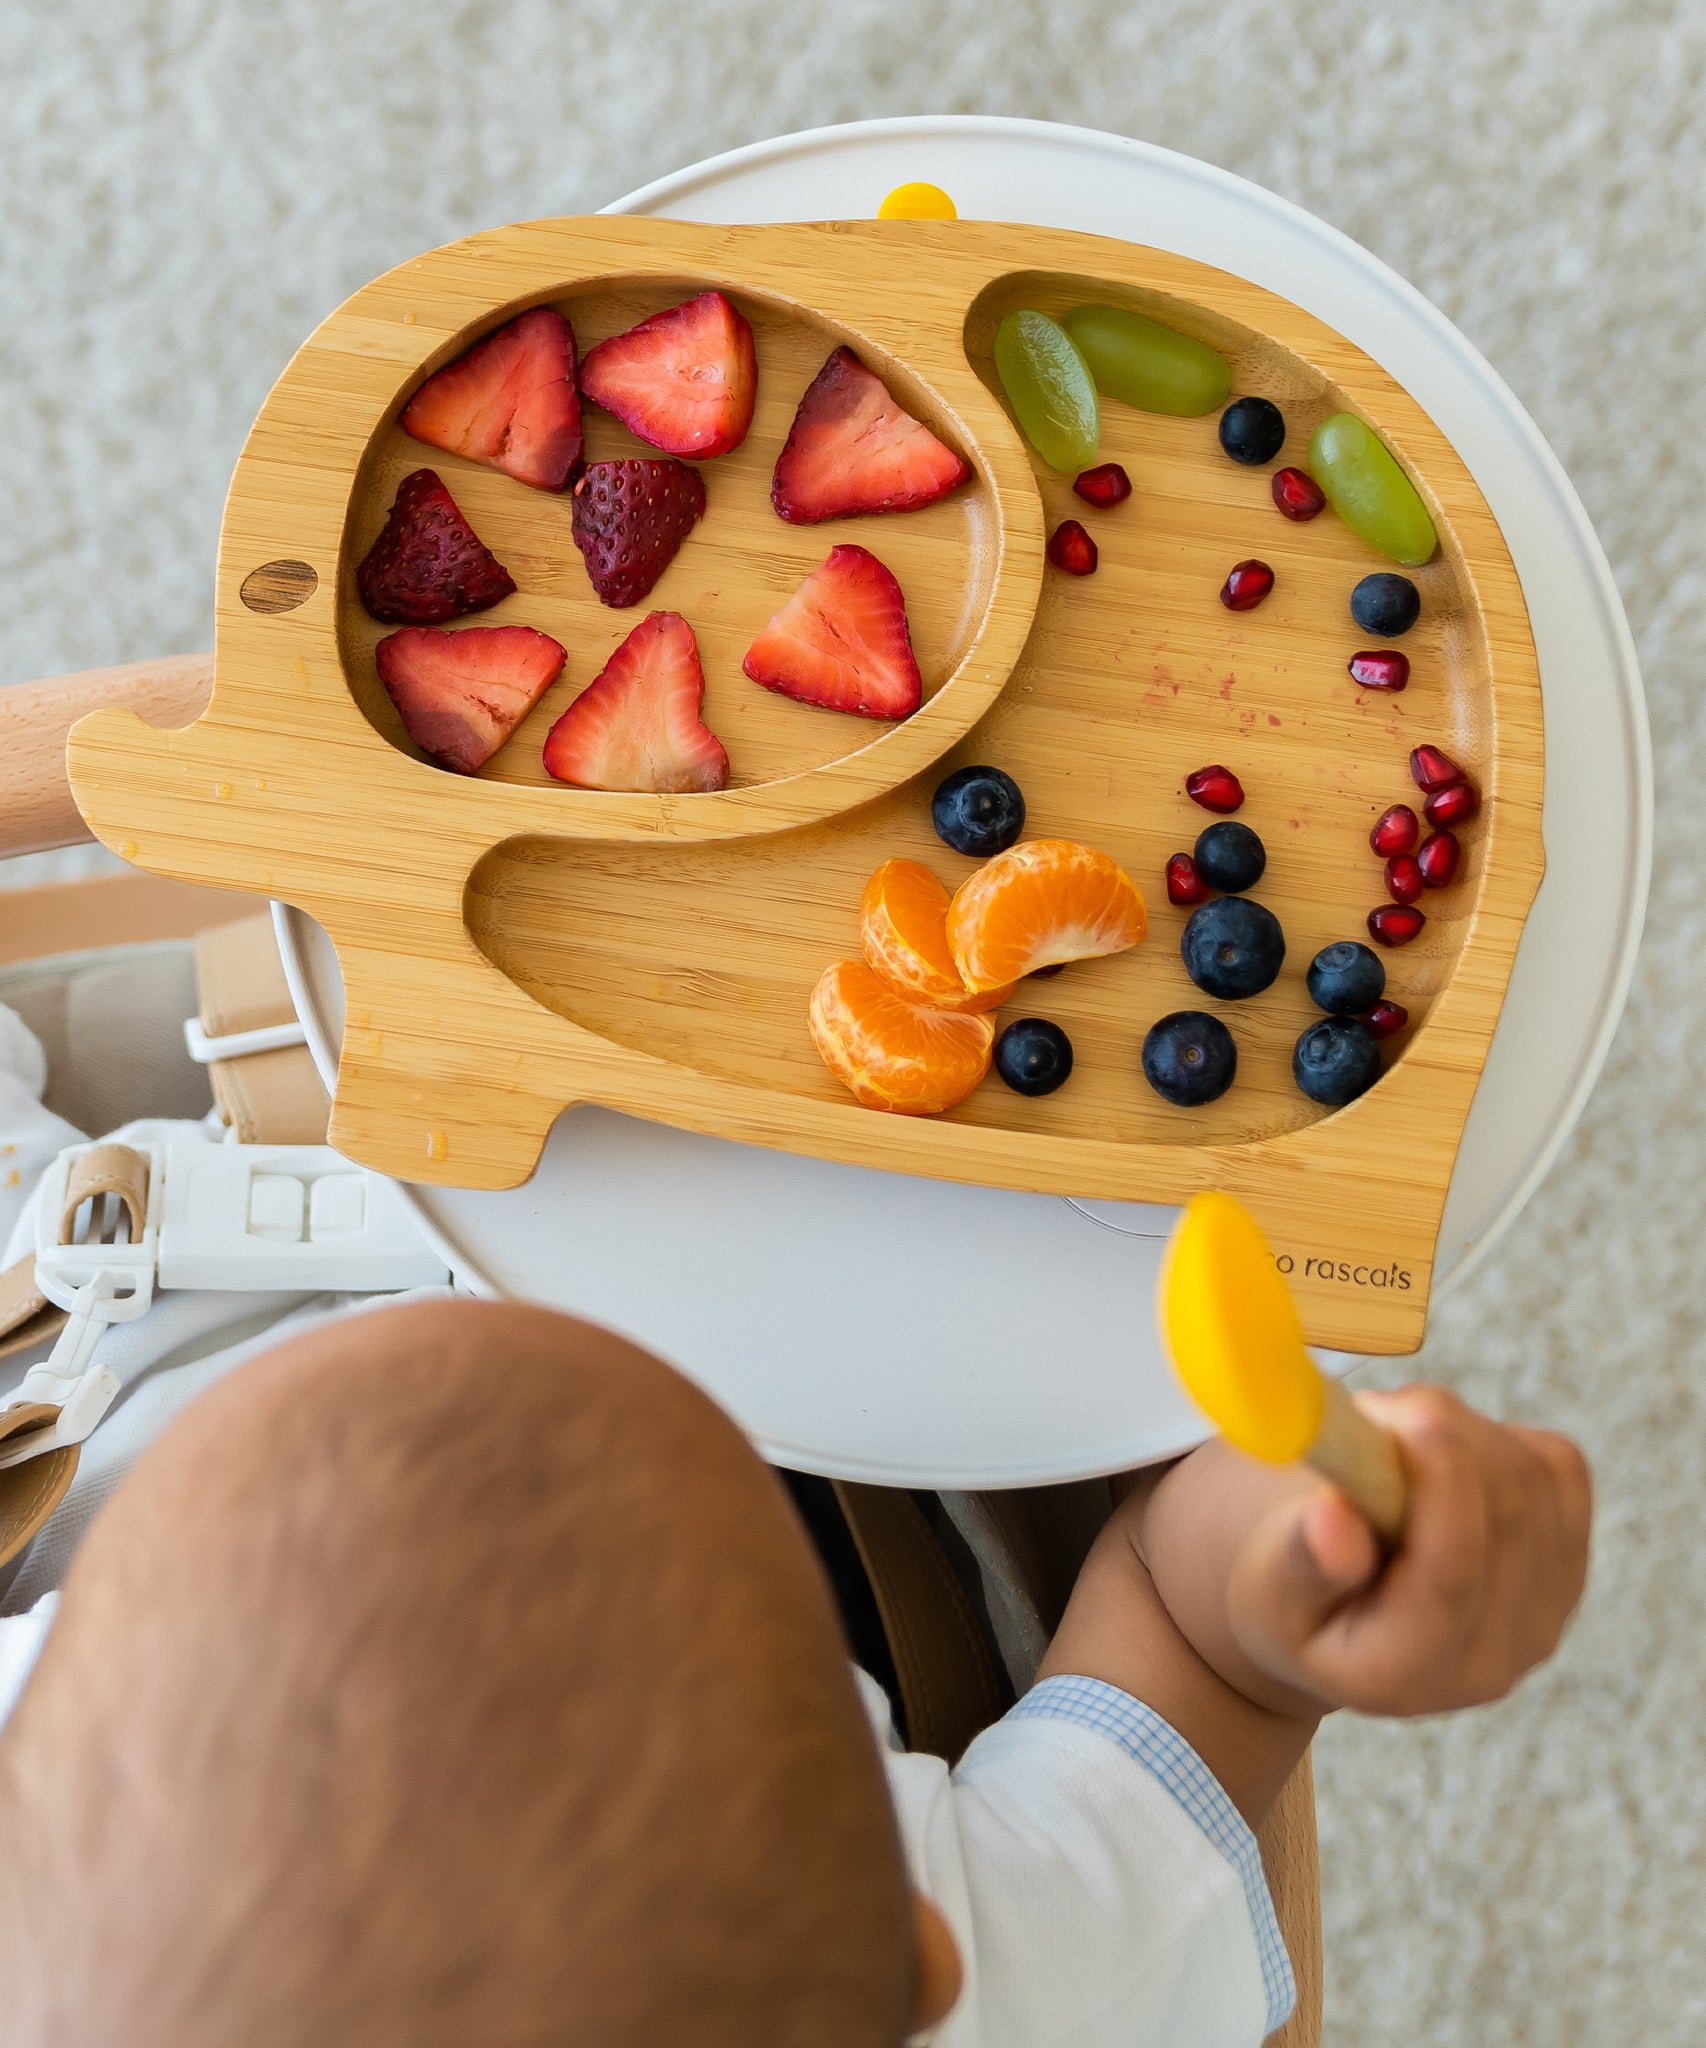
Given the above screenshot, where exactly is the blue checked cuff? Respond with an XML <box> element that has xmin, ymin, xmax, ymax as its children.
<box><xmin>1009</xmin><ymin>1674</ymin><xmax>1296</xmax><ymax>2036</ymax></box>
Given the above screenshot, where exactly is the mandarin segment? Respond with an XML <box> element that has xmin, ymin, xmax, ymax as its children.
<box><xmin>808</xmin><ymin>960</ymin><xmax>994</xmax><ymax>1115</ymax></box>
<box><xmin>947</xmin><ymin>839</ymin><xmax>1147</xmax><ymax>993</ymax></box>
<box><xmin>859</xmin><ymin>859</ymin><xmax>1012</xmax><ymax>1013</ymax></box>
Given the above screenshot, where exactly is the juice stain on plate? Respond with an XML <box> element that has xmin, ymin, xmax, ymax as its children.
<box><xmin>878</xmin><ymin>181</ymin><xmax>956</xmax><ymax>220</ymax></box>
<box><xmin>426</xmin><ymin>1129</ymin><xmax>449</xmax><ymax>1162</ymax></box>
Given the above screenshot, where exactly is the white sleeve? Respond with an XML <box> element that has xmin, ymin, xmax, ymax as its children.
<box><xmin>0</xmin><ymin>1593</ymin><xmax>58</xmax><ymax>1726</ymax></box>
<box><xmin>864</xmin><ymin>1671</ymin><xmax>1293</xmax><ymax>2048</ymax></box>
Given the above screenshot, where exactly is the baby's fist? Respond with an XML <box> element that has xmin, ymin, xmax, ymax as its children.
<box><xmin>1226</xmin><ymin>1387</ymin><xmax>1591</xmax><ymax>1716</ymax></box>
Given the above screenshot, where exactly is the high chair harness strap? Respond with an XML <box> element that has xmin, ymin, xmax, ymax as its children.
<box><xmin>0</xmin><ymin>1407</ymin><xmax>78</xmax><ymax>1574</ymax></box>
<box><xmin>191</xmin><ymin>914</ymin><xmax>330</xmax><ymax>1146</ymax></box>
<box><xmin>0</xmin><ymin>1256</ymin><xmax>64</xmax><ymax>1365</ymax></box>
<box><xmin>0</xmin><ymin>1141</ymin><xmax>164</xmax><ymax>1568</ymax></box>
<box><xmin>0</xmin><ymin>1144</ymin><xmax>150</xmax><ymax>1368</ymax></box>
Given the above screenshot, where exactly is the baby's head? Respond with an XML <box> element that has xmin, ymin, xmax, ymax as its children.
<box><xmin>0</xmin><ymin>1301</ymin><xmax>957</xmax><ymax>2044</ymax></box>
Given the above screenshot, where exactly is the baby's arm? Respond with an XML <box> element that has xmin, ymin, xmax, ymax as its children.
<box><xmin>1038</xmin><ymin>1387</ymin><xmax>1592</xmax><ymax>1828</ymax></box>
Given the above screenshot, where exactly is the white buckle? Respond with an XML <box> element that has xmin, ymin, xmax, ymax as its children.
<box><xmin>183</xmin><ymin>1017</ymin><xmax>308</xmax><ymax>1063</ymax></box>
<box><xmin>0</xmin><ymin>1275</ymin><xmax>124</xmax><ymax>1469</ymax></box>
<box><xmin>0</xmin><ymin>1139</ymin><xmax>449</xmax><ymax>1470</ymax></box>
<box><xmin>33</xmin><ymin>1145</ymin><xmax>163</xmax><ymax>1319</ymax></box>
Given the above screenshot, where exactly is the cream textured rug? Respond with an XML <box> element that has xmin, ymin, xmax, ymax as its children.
<box><xmin>3</xmin><ymin>2</ymin><xmax>1701</xmax><ymax>2040</ymax></box>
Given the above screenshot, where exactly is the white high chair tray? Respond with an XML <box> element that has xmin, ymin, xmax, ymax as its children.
<box><xmin>275</xmin><ymin>117</ymin><xmax>1649</xmax><ymax>1489</ymax></box>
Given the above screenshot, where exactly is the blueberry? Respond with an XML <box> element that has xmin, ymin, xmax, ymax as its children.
<box><xmin>1305</xmin><ymin>940</ymin><xmax>1385</xmax><ymax>1017</ymax></box>
<box><xmin>1349</xmin><ymin>572</ymin><xmax>1420</xmax><ymax>637</ymax></box>
<box><xmin>1194</xmin><ymin>821</ymin><xmax>1266</xmax><ymax>893</ymax></box>
<box><xmin>1218</xmin><ymin>396</ymin><xmax>1286</xmax><ymax>466</ymax></box>
<box><xmin>1180</xmin><ymin>896</ymin><xmax>1286</xmax><ymax>1000</ymax></box>
<box><xmin>1293</xmin><ymin>1016</ymin><xmax>1382</xmax><ymax>1106</ymax></box>
<box><xmin>1142</xmin><ymin>1011</ymin><xmax>1238</xmax><ymax>1107</ymax></box>
<box><xmin>932</xmin><ymin>765</ymin><xmax>1026</xmax><ymax>857</ymax></box>
<box><xmin>994</xmin><ymin>1018</ymin><xmax>1073</xmax><ymax>1096</ymax></box>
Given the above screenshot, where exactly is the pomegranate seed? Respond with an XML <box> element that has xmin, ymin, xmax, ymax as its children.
<box><xmin>1385</xmin><ymin>853</ymin><xmax>1425</xmax><ymax>904</ymax></box>
<box><xmin>1359</xmin><ymin>999</ymin><xmax>1409</xmax><ymax>1038</ymax></box>
<box><xmin>1368</xmin><ymin>903</ymin><xmax>1426</xmax><ymax>947</ymax></box>
<box><xmin>1359</xmin><ymin>1003</ymin><xmax>1409</xmax><ymax>1040</ymax></box>
<box><xmin>1165</xmin><ymin>852</ymin><xmax>1210</xmax><ymax>906</ymax></box>
<box><xmin>1220</xmin><ymin>559</ymin><xmax>1275</xmax><ymax>611</ymax></box>
<box><xmin>1348</xmin><ymin>650</ymin><xmax>1411</xmax><ymax>692</ymax></box>
<box><xmin>1270</xmin><ymin>467</ymin><xmax>1326</xmax><ymax>521</ymax></box>
<box><xmin>1047</xmin><ymin>519</ymin><xmax>1098</xmax><ymax>575</ymax></box>
<box><xmin>1370</xmin><ymin>803</ymin><xmax>1419</xmax><ymax>857</ymax></box>
<box><xmin>1425</xmin><ymin>779</ymin><xmax>1480</xmax><ymax>828</ymax></box>
<box><xmin>1409</xmin><ymin>744</ymin><xmax>1466</xmax><ymax>792</ymax></box>
<box><xmin>1073</xmin><ymin>462</ymin><xmax>1132</xmax><ymax>509</ymax></box>
<box><xmin>1185</xmin><ymin>764</ymin><xmax>1245</xmax><ymax>813</ymax></box>
<box><xmin>1416</xmin><ymin>830</ymin><xmax>1460</xmax><ymax>887</ymax></box>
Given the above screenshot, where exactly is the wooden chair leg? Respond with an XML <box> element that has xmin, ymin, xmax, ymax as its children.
<box><xmin>1259</xmin><ymin>1747</ymin><xmax>1323</xmax><ymax>2047</ymax></box>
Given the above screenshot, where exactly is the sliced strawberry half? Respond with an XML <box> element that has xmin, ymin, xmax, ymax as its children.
<box><xmin>400</xmin><ymin>307</ymin><xmax>583</xmax><ymax>491</ymax></box>
<box><xmin>542</xmin><ymin>611</ymin><xmax>729</xmax><ymax>794</ymax></box>
<box><xmin>771</xmin><ymin>347</ymin><xmax>971</xmax><ymax>523</ymax></box>
<box><xmin>579</xmin><ymin>290</ymin><xmax>757</xmax><ymax>458</ymax></box>
<box><xmin>376</xmin><ymin>624</ymin><xmax>565</xmax><ymax>775</ymax></box>
<box><xmin>571</xmin><ymin>458</ymin><xmax>707</xmax><ymax>609</ymax></box>
<box><xmin>742</xmin><ymin>544</ymin><xmax>922</xmax><ymax>720</ymax></box>
<box><xmin>357</xmin><ymin>469</ymin><xmax>517</xmax><ymax>625</ymax></box>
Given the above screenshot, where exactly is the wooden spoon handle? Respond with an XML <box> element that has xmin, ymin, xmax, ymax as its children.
<box><xmin>0</xmin><ymin>653</ymin><xmax>212</xmax><ymax>858</ymax></box>
<box><xmin>1305</xmin><ymin>1377</ymin><xmax>1409</xmax><ymax>1544</ymax></box>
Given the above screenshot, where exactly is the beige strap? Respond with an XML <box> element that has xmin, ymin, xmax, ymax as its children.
<box><xmin>195</xmin><ymin>911</ymin><xmax>298</xmax><ymax>1040</ymax></box>
<box><xmin>207</xmin><ymin>1044</ymin><xmax>331</xmax><ymax>1145</ymax></box>
<box><xmin>0</xmin><ymin>1257</ymin><xmax>68</xmax><ymax>1364</ymax></box>
<box><xmin>59</xmin><ymin>1141</ymin><xmax>150</xmax><ymax>1246</ymax></box>
<box><xmin>195</xmin><ymin>914</ymin><xmax>330</xmax><ymax>1145</ymax></box>
<box><xmin>0</xmin><ymin>1405</ymin><xmax>79</xmax><ymax>1571</ymax></box>
<box><xmin>832</xmin><ymin>1481</ymin><xmax>1007</xmax><ymax>1763</ymax></box>
<box><xmin>0</xmin><ymin>1145</ymin><xmax>154</xmax><ymax>1565</ymax></box>
<box><xmin>1259</xmin><ymin>1750</ymin><xmax>1323</xmax><ymax>2047</ymax></box>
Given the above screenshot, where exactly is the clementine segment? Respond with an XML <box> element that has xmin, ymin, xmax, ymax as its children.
<box><xmin>947</xmin><ymin>839</ymin><xmax>1147</xmax><ymax>992</ymax></box>
<box><xmin>809</xmin><ymin>960</ymin><xmax>995</xmax><ymax>1114</ymax></box>
<box><xmin>860</xmin><ymin>859</ymin><xmax>1013</xmax><ymax>1013</ymax></box>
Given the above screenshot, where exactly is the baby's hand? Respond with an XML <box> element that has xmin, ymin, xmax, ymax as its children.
<box><xmin>1170</xmin><ymin>1388</ymin><xmax>1593</xmax><ymax>1718</ymax></box>
<box><xmin>1040</xmin><ymin>1384</ymin><xmax>1591</xmax><ymax>1823</ymax></box>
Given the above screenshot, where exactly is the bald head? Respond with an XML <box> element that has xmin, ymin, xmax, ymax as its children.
<box><xmin>0</xmin><ymin>1301</ymin><xmax>914</xmax><ymax>2046</ymax></box>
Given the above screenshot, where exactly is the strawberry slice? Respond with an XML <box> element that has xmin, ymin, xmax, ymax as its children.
<box><xmin>357</xmin><ymin>469</ymin><xmax>517</xmax><ymax>625</ymax></box>
<box><xmin>542</xmin><ymin>611</ymin><xmax>729</xmax><ymax>793</ymax></box>
<box><xmin>771</xmin><ymin>347</ymin><xmax>971</xmax><ymax>523</ymax></box>
<box><xmin>742</xmin><ymin>544</ymin><xmax>922</xmax><ymax>720</ymax></box>
<box><xmin>578</xmin><ymin>290</ymin><xmax>757</xmax><ymax>458</ymax></box>
<box><xmin>400</xmin><ymin>307</ymin><xmax>583</xmax><ymax>492</ymax></box>
<box><xmin>571</xmin><ymin>458</ymin><xmax>707</xmax><ymax>609</ymax></box>
<box><xmin>375</xmin><ymin>625</ymin><xmax>565</xmax><ymax>775</ymax></box>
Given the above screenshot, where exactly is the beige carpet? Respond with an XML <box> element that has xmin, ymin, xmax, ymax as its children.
<box><xmin>4</xmin><ymin>2</ymin><xmax>1701</xmax><ymax>2038</ymax></box>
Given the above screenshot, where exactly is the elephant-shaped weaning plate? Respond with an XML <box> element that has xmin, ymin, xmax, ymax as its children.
<box><xmin>69</xmin><ymin>216</ymin><xmax>1543</xmax><ymax>1353</ymax></box>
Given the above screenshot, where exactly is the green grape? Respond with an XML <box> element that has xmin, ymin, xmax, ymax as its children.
<box><xmin>1307</xmin><ymin>413</ymin><xmax>1438</xmax><ymax>566</ymax></box>
<box><xmin>1063</xmin><ymin>305</ymin><xmax>1231</xmax><ymax>417</ymax></box>
<box><xmin>992</xmin><ymin>310</ymin><xmax>1099</xmax><ymax>473</ymax></box>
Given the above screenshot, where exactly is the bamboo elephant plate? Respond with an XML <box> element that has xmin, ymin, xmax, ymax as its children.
<box><xmin>68</xmin><ymin>215</ymin><xmax>1543</xmax><ymax>1352</ymax></box>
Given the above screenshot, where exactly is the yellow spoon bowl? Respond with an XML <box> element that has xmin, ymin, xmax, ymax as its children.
<box><xmin>1159</xmin><ymin>1191</ymin><xmax>1409</xmax><ymax>1539</ymax></box>
<box><xmin>877</xmin><ymin>181</ymin><xmax>958</xmax><ymax>221</ymax></box>
<box><xmin>1160</xmin><ymin>1190</ymin><xmax>1323</xmax><ymax>1463</ymax></box>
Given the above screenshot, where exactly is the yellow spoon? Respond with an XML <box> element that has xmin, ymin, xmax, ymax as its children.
<box><xmin>1159</xmin><ymin>1191</ymin><xmax>1409</xmax><ymax>1542</ymax></box>
<box><xmin>877</xmin><ymin>181</ymin><xmax>958</xmax><ymax>221</ymax></box>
